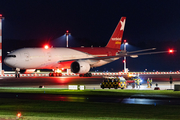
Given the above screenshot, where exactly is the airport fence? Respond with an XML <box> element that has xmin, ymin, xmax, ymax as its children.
<box><xmin>0</xmin><ymin>71</ymin><xmax>180</xmax><ymax>77</ymax></box>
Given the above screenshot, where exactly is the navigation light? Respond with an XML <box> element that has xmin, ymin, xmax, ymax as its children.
<box><xmin>169</xmin><ymin>49</ymin><xmax>174</xmax><ymax>53</ymax></box>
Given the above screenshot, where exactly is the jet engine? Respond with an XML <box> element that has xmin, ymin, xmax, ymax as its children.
<box><xmin>71</xmin><ymin>61</ymin><xmax>90</xmax><ymax>74</ymax></box>
<box><xmin>20</xmin><ymin>69</ymin><xmax>36</xmax><ymax>74</ymax></box>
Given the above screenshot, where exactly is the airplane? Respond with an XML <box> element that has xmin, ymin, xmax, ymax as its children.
<box><xmin>4</xmin><ymin>17</ymin><xmax>174</xmax><ymax>78</ymax></box>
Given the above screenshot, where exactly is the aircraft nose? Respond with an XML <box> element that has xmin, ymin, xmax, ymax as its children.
<box><xmin>4</xmin><ymin>57</ymin><xmax>16</xmax><ymax>68</ymax></box>
<box><xmin>4</xmin><ymin>57</ymin><xmax>10</xmax><ymax>66</ymax></box>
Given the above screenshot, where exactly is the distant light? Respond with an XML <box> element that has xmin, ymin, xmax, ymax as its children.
<box><xmin>17</xmin><ymin>113</ymin><xmax>21</xmax><ymax>118</ymax></box>
<box><xmin>44</xmin><ymin>45</ymin><xmax>49</xmax><ymax>49</ymax></box>
<box><xmin>0</xmin><ymin>14</ymin><xmax>2</xmax><ymax>17</ymax></box>
<box><xmin>66</xmin><ymin>30</ymin><xmax>69</xmax><ymax>33</ymax></box>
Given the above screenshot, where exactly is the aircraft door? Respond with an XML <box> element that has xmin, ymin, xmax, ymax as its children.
<box><xmin>47</xmin><ymin>52</ymin><xmax>51</xmax><ymax>61</ymax></box>
<box><xmin>108</xmin><ymin>51</ymin><xmax>112</xmax><ymax>56</ymax></box>
<box><xmin>24</xmin><ymin>53</ymin><xmax>29</xmax><ymax>61</ymax></box>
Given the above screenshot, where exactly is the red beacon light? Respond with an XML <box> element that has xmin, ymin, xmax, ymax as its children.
<box><xmin>66</xmin><ymin>30</ymin><xmax>69</xmax><ymax>33</ymax></box>
<box><xmin>0</xmin><ymin>14</ymin><xmax>2</xmax><ymax>17</ymax></box>
<box><xmin>44</xmin><ymin>45</ymin><xmax>49</xmax><ymax>49</ymax></box>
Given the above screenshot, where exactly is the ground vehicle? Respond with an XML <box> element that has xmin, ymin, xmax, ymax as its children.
<box><xmin>128</xmin><ymin>76</ymin><xmax>142</xmax><ymax>84</ymax></box>
<box><xmin>100</xmin><ymin>77</ymin><xmax>127</xmax><ymax>89</ymax></box>
<box><xmin>126</xmin><ymin>75</ymin><xmax>143</xmax><ymax>88</ymax></box>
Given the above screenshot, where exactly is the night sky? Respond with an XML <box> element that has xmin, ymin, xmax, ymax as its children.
<box><xmin>0</xmin><ymin>0</ymin><xmax>180</xmax><ymax>72</ymax></box>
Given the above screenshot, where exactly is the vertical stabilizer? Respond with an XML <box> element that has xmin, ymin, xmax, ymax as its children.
<box><xmin>106</xmin><ymin>17</ymin><xmax>126</xmax><ymax>49</ymax></box>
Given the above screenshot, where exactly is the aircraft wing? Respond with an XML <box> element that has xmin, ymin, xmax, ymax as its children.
<box><xmin>58</xmin><ymin>50</ymin><xmax>175</xmax><ymax>63</ymax></box>
<box><xmin>82</xmin><ymin>50</ymin><xmax>174</xmax><ymax>60</ymax></box>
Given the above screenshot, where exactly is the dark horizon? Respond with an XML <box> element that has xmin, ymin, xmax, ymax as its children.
<box><xmin>1</xmin><ymin>0</ymin><xmax>180</xmax><ymax>71</ymax></box>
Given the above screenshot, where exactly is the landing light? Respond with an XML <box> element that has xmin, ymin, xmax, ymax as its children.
<box><xmin>56</xmin><ymin>69</ymin><xmax>62</xmax><ymax>73</ymax></box>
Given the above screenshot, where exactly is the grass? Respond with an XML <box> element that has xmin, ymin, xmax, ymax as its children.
<box><xmin>0</xmin><ymin>88</ymin><xmax>179</xmax><ymax>119</ymax></box>
<box><xmin>0</xmin><ymin>99</ymin><xmax>180</xmax><ymax>120</ymax></box>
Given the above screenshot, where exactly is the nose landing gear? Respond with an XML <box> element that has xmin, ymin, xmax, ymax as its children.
<box><xmin>15</xmin><ymin>68</ymin><xmax>20</xmax><ymax>78</ymax></box>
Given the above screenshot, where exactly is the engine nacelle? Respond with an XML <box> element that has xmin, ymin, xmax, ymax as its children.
<box><xmin>20</xmin><ymin>69</ymin><xmax>36</xmax><ymax>74</ymax></box>
<box><xmin>71</xmin><ymin>61</ymin><xmax>90</xmax><ymax>74</ymax></box>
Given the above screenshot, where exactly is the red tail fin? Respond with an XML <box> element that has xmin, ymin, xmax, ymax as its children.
<box><xmin>106</xmin><ymin>17</ymin><xmax>126</xmax><ymax>49</ymax></box>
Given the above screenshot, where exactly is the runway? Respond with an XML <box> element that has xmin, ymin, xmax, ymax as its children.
<box><xmin>0</xmin><ymin>74</ymin><xmax>179</xmax><ymax>90</ymax></box>
<box><xmin>0</xmin><ymin>75</ymin><xmax>180</xmax><ymax>105</ymax></box>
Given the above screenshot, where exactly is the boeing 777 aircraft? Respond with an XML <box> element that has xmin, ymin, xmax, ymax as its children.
<box><xmin>4</xmin><ymin>17</ymin><xmax>172</xmax><ymax>78</ymax></box>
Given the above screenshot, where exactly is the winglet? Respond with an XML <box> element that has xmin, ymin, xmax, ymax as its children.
<box><xmin>106</xmin><ymin>17</ymin><xmax>126</xmax><ymax>49</ymax></box>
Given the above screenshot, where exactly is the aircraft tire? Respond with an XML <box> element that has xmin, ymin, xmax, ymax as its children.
<box><xmin>15</xmin><ymin>73</ymin><xmax>20</xmax><ymax>78</ymax></box>
<box><xmin>18</xmin><ymin>74</ymin><xmax>20</xmax><ymax>78</ymax></box>
<box><xmin>53</xmin><ymin>73</ymin><xmax>56</xmax><ymax>77</ymax></box>
<box><xmin>58</xmin><ymin>73</ymin><xmax>62</xmax><ymax>76</ymax></box>
<box><xmin>15</xmin><ymin>74</ymin><xmax>18</xmax><ymax>78</ymax></box>
<box><xmin>60</xmin><ymin>73</ymin><xmax>62</xmax><ymax>76</ymax></box>
<box><xmin>88</xmin><ymin>73</ymin><xmax>92</xmax><ymax>77</ymax></box>
<box><xmin>49</xmin><ymin>73</ymin><xmax>52</xmax><ymax>77</ymax></box>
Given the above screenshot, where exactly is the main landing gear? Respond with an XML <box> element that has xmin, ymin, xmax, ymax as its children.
<box><xmin>49</xmin><ymin>72</ymin><xmax>62</xmax><ymax>77</ymax></box>
<box><xmin>79</xmin><ymin>73</ymin><xmax>92</xmax><ymax>77</ymax></box>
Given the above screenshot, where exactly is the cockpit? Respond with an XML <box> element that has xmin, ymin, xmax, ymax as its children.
<box><xmin>7</xmin><ymin>55</ymin><xmax>16</xmax><ymax>58</ymax></box>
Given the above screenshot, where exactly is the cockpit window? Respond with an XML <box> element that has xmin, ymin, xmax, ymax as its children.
<box><xmin>7</xmin><ymin>55</ymin><xmax>16</xmax><ymax>57</ymax></box>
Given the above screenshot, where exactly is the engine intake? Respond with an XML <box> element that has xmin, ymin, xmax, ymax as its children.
<box><xmin>71</xmin><ymin>61</ymin><xmax>90</xmax><ymax>74</ymax></box>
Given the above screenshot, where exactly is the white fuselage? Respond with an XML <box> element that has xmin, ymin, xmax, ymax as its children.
<box><xmin>4</xmin><ymin>48</ymin><xmax>116</xmax><ymax>70</ymax></box>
